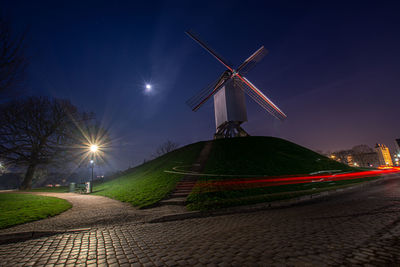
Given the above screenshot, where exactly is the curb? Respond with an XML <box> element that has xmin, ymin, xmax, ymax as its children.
<box><xmin>0</xmin><ymin>228</ymin><xmax>91</xmax><ymax>245</ymax></box>
<box><xmin>149</xmin><ymin>174</ymin><xmax>398</xmax><ymax>223</ymax></box>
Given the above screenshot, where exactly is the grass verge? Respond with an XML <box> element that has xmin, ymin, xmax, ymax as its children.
<box><xmin>0</xmin><ymin>193</ymin><xmax>72</xmax><ymax>229</ymax></box>
<box><xmin>187</xmin><ymin>176</ymin><xmax>379</xmax><ymax>211</ymax></box>
<box><xmin>25</xmin><ymin>186</ymin><xmax>69</xmax><ymax>193</ymax></box>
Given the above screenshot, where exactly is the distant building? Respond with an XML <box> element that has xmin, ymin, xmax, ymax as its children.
<box><xmin>396</xmin><ymin>139</ymin><xmax>400</xmax><ymax>151</ymax></box>
<box><xmin>375</xmin><ymin>144</ymin><xmax>393</xmax><ymax>166</ymax></box>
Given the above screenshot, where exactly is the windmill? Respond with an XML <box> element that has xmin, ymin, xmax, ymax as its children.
<box><xmin>186</xmin><ymin>31</ymin><xmax>287</xmax><ymax>139</ymax></box>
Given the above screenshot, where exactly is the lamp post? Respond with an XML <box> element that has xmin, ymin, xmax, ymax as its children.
<box><xmin>90</xmin><ymin>159</ymin><xmax>94</xmax><ymax>182</ymax></box>
<box><xmin>89</xmin><ymin>144</ymin><xmax>98</xmax><ymax>193</ymax></box>
<box><xmin>89</xmin><ymin>144</ymin><xmax>98</xmax><ymax>182</ymax></box>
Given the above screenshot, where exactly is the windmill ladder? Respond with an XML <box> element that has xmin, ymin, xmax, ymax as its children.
<box><xmin>159</xmin><ymin>141</ymin><xmax>213</xmax><ymax>206</ymax></box>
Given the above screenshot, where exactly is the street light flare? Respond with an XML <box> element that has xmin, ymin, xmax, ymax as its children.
<box><xmin>90</xmin><ymin>144</ymin><xmax>98</xmax><ymax>152</ymax></box>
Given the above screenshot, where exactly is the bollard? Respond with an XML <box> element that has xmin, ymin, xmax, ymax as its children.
<box><xmin>85</xmin><ymin>182</ymin><xmax>92</xmax><ymax>193</ymax></box>
<box><xmin>69</xmin><ymin>182</ymin><xmax>76</xmax><ymax>193</ymax></box>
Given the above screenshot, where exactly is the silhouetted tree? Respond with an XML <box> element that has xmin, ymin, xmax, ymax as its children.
<box><xmin>0</xmin><ymin>161</ymin><xmax>6</xmax><ymax>174</ymax></box>
<box><xmin>332</xmin><ymin>145</ymin><xmax>379</xmax><ymax>167</ymax></box>
<box><xmin>0</xmin><ymin>17</ymin><xmax>28</xmax><ymax>98</ymax></box>
<box><xmin>351</xmin><ymin>145</ymin><xmax>378</xmax><ymax>167</ymax></box>
<box><xmin>0</xmin><ymin>96</ymin><xmax>102</xmax><ymax>189</ymax></box>
<box><xmin>351</xmin><ymin>145</ymin><xmax>374</xmax><ymax>154</ymax></box>
<box><xmin>332</xmin><ymin>149</ymin><xmax>352</xmax><ymax>164</ymax></box>
<box><xmin>153</xmin><ymin>140</ymin><xmax>179</xmax><ymax>158</ymax></box>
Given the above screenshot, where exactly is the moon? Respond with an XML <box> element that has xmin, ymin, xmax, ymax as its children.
<box><xmin>143</xmin><ymin>83</ymin><xmax>154</xmax><ymax>95</ymax></box>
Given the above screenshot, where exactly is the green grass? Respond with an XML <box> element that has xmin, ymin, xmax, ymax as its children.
<box><xmin>185</xmin><ymin>136</ymin><xmax>366</xmax><ymax>210</ymax></box>
<box><xmin>92</xmin><ymin>141</ymin><xmax>205</xmax><ymax>208</ymax></box>
<box><xmin>203</xmin><ymin>136</ymin><xmax>355</xmax><ymax>176</ymax></box>
<box><xmin>25</xmin><ymin>186</ymin><xmax>69</xmax><ymax>193</ymax></box>
<box><xmin>0</xmin><ymin>193</ymin><xmax>72</xmax><ymax>229</ymax></box>
<box><xmin>187</xmin><ymin>176</ymin><xmax>379</xmax><ymax>210</ymax></box>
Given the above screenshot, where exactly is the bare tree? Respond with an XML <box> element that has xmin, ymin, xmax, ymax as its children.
<box><xmin>0</xmin><ymin>96</ymin><xmax>102</xmax><ymax>189</ymax></box>
<box><xmin>351</xmin><ymin>145</ymin><xmax>374</xmax><ymax>154</ymax></box>
<box><xmin>351</xmin><ymin>145</ymin><xmax>378</xmax><ymax>167</ymax></box>
<box><xmin>0</xmin><ymin>161</ymin><xmax>6</xmax><ymax>174</ymax></box>
<box><xmin>331</xmin><ymin>149</ymin><xmax>352</xmax><ymax>164</ymax></box>
<box><xmin>0</xmin><ymin>17</ymin><xmax>28</xmax><ymax>98</ymax></box>
<box><xmin>153</xmin><ymin>140</ymin><xmax>179</xmax><ymax>158</ymax></box>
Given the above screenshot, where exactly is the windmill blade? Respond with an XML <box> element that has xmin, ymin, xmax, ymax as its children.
<box><xmin>234</xmin><ymin>75</ymin><xmax>287</xmax><ymax>120</ymax></box>
<box><xmin>237</xmin><ymin>46</ymin><xmax>268</xmax><ymax>75</ymax></box>
<box><xmin>186</xmin><ymin>30</ymin><xmax>234</xmax><ymax>72</ymax></box>
<box><xmin>186</xmin><ymin>72</ymin><xmax>231</xmax><ymax>111</ymax></box>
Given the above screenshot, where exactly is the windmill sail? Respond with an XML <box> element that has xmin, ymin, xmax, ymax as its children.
<box><xmin>186</xmin><ymin>71</ymin><xmax>231</xmax><ymax>111</ymax></box>
<box><xmin>185</xmin><ymin>31</ymin><xmax>234</xmax><ymax>72</ymax></box>
<box><xmin>237</xmin><ymin>46</ymin><xmax>268</xmax><ymax>75</ymax></box>
<box><xmin>234</xmin><ymin>75</ymin><xmax>287</xmax><ymax>120</ymax></box>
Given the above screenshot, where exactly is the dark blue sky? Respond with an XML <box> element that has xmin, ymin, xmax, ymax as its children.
<box><xmin>3</xmin><ymin>0</ymin><xmax>400</xmax><ymax>171</ymax></box>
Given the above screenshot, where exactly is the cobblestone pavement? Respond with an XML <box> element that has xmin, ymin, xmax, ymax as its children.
<box><xmin>1</xmin><ymin>175</ymin><xmax>400</xmax><ymax>266</ymax></box>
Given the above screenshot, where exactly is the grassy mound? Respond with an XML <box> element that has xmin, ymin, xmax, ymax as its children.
<box><xmin>202</xmin><ymin>136</ymin><xmax>353</xmax><ymax>176</ymax></box>
<box><xmin>92</xmin><ymin>136</ymin><xmax>356</xmax><ymax>210</ymax></box>
<box><xmin>0</xmin><ymin>193</ymin><xmax>72</xmax><ymax>229</ymax></box>
<box><xmin>92</xmin><ymin>141</ymin><xmax>205</xmax><ymax>208</ymax></box>
<box><xmin>187</xmin><ymin>136</ymin><xmax>361</xmax><ymax>210</ymax></box>
<box><xmin>186</xmin><ymin>176</ymin><xmax>377</xmax><ymax>210</ymax></box>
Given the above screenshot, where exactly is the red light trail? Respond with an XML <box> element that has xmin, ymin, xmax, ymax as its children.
<box><xmin>194</xmin><ymin>168</ymin><xmax>400</xmax><ymax>193</ymax></box>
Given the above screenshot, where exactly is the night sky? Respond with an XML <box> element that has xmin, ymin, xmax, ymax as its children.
<box><xmin>2</xmin><ymin>0</ymin><xmax>400</xmax><ymax>172</ymax></box>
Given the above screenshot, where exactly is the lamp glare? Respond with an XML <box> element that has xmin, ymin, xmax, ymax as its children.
<box><xmin>90</xmin><ymin>145</ymin><xmax>98</xmax><ymax>152</ymax></box>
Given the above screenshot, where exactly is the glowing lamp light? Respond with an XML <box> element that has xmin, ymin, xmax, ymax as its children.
<box><xmin>90</xmin><ymin>160</ymin><xmax>94</xmax><ymax>164</ymax></box>
<box><xmin>90</xmin><ymin>144</ymin><xmax>98</xmax><ymax>153</ymax></box>
<box><xmin>145</xmin><ymin>84</ymin><xmax>152</xmax><ymax>90</ymax></box>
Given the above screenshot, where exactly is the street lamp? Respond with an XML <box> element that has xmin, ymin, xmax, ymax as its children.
<box><xmin>88</xmin><ymin>144</ymin><xmax>98</xmax><ymax>193</ymax></box>
<box><xmin>90</xmin><ymin>159</ymin><xmax>94</xmax><ymax>182</ymax></box>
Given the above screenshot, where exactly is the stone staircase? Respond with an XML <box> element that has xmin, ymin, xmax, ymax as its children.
<box><xmin>159</xmin><ymin>141</ymin><xmax>212</xmax><ymax>206</ymax></box>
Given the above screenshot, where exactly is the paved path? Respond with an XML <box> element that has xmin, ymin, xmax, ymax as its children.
<box><xmin>1</xmin><ymin>176</ymin><xmax>400</xmax><ymax>265</ymax></box>
<box><xmin>0</xmin><ymin>192</ymin><xmax>184</xmax><ymax>234</ymax></box>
